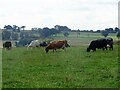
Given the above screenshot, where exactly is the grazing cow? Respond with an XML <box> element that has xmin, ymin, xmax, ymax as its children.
<box><xmin>106</xmin><ymin>38</ymin><xmax>113</xmax><ymax>50</ymax></box>
<box><xmin>27</xmin><ymin>40</ymin><xmax>40</xmax><ymax>49</ymax></box>
<box><xmin>40</xmin><ymin>41</ymin><xmax>48</xmax><ymax>47</ymax></box>
<box><xmin>3</xmin><ymin>41</ymin><xmax>12</xmax><ymax>50</ymax></box>
<box><xmin>87</xmin><ymin>38</ymin><xmax>107</xmax><ymax>52</ymax></box>
<box><xmin>45</xmin><ymin>40</ymin><xmax>70</xmax><ymax>53</ymax></box>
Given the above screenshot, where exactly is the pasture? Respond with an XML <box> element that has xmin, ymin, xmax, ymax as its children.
<box><xmin>2</xmin><ymin>32</ymin><xmax>119</xmax><ymax>88</ymax></box>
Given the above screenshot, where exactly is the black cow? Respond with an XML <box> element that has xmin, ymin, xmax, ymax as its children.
<box><xmin>3</xmin><ymin>41</ymin><xmax>12</xmax><ymax>50</ymax></box>
<box><xmin>106</xmin><ymin>38</ymin><xmax>113</xmax><ymax>50</ymax></box>
<box><xmin>87</xmin><ymin>38</ymin><xmax>107</xmax><ymax>52</ymax></box>
<box><xmin>39</xmin><ymin>42</ymin><xmax>48</xmax><ymax>47</ymax></box>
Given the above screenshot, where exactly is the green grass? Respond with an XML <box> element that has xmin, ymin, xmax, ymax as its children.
<box><xmin>2</xmin><ymin>45</ymin><xmax>119</xmax><ymax>88</ymax></box>
<box><xmin>2</xmin><ymin>32</ymin><xmax>119</xmax><ymax>88</ymax></box>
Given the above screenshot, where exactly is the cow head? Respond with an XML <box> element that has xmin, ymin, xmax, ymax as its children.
<box><xmin>65</xmin><ymin>43</ymin><xmax>70</xmax><ymax>47</ymax></box>
<box><xmin>45</xmin><ymin>48</ymin><xmax>49</xmax><ymax>53</ymax></box>
<box><xmin>87</xmin><ymin>48</ymin><xmax>90</xmax><ymax>52</ymax></box>
<box><xmin>64</xmin><ymin>40</ymin><xmax>70</xmax><ymax>47</ymax></box>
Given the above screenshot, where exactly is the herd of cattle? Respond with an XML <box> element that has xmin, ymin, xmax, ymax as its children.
<box><xmin>3</xmin><ymin>37</ymin><xmax>113</xmax><ymax>53</ymax></box>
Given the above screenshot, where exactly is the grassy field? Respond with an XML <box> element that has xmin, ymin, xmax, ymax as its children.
<box><xmin>2</xmin><ymin>32</ymin><xmax>120</xmax><ymax>88</ymax></box>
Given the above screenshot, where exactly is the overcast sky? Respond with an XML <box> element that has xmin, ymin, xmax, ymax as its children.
<box><xmin>0</xmin><ymin>0</ymin><xmax>119</xmax><ymax>30</ymax></box>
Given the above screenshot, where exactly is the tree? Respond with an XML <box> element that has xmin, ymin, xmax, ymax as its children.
<box><xmin>96</xmin><ymin>30</ymin><xmax>101</xmax><ymax>33</ymax></box>
<box><xmin>40</xmin><ymin>27</ymin><xmax>59</xmax><ymax>38</ymax></box>
<box><xmin>77</xmin><ymin>30</ymin><xmax>80</xmax><ymax>38</ymax></box>
<box><xmin>117</xmin><ymin>30</ymin><xmax>120</xmax><ymax>38</ymax></box>
<box><xmin>40</xmin><ymin>27</ymin><xmax>51</xmax><ymax>38</ymax></box>
<box><xmin>115</xmin><ymin>27</ymin><xmax>119</xmax><ymax>33</ymax></box>
<box><xmin>4</xmin><ymin>25</ymin><xmax>13</xmax><ymax>30</ymax></box>
<box><xmin>11</xmin><ymin>32</ymin><xmax>19</xmax><ymax>40</ymax></box>
<box><xmin>20</xmin><ymin>31</ymin><xmax>30</xmax><ymax>39</ymax></box>
<box><xmin>54</xmin><ymin>25</ymin><xmax>71</xmax><ymax>32</ymax></box>
<box><xmin>13</xmin><ymin>25</ymin><xmax>20</xmax><ymax>32</ymax></box>
<box><xmin>2</xmin><ymin>30</ymin><xmax>11</xmax><ymax>40</ymax></box>
<box><xmin>63</xmin><ymin>32</ymin><xmax>69</xmax><ymax>37</ymax></box>
<box><xmin>50</xmin><ymin>28</ymin><xmax>60</xmax><ymax>36</ymax></box>
<box><xmin>105</xmin><ymin>28</ymin><xmax>114</xmax><ymax>33</ymax></box>
<box><xmin>101</xmin><ymin>30</ymin><xmax>109</xmax><ymax>37</ymax></box>
<box><xmin>20</xmin><ymin>32</ymin><xmax>25</xmax><ymax>39</ymax></box>
<box><xmin>21</xmin><ymin>26</ymin><xmax>26</xmax><ymax>30</ymax></box>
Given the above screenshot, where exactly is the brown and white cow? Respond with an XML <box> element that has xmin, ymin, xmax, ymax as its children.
<box><xmin>45</xmin><ymin>40</ymin><xmax>70</xmax><ymax>53</ymax></box>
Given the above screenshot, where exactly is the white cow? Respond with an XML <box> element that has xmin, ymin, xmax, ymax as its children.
<box><xmin>27</xmin><ymin>40</ymin><xmax>40</xmax><ymax>49</ymax></box>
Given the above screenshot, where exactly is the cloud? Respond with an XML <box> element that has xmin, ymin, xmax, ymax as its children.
<box><xmin>0</xmin><ymin>0</ymin><xmax>119</xmax><ymax>30</ymax></box>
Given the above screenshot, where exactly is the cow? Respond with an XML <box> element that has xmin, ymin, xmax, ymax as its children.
<box><xmin>106</xmin><ymin>38</ymin><xmax>113</xmax><ymax>50</ymax></box>
<box><xmin>27</xmin><ymin>40</ymin><xmax>40</xmax><ymax>49</ymax></box>
<box><xmin>87</xmin><ymin>38</ymin><xmax>108</xmax><ymax>52</ymax></box>
<box><xmin>3</xmin><ymin>41</ymin><xmax>12</xmax><ymax>50</ymax></box>
<box><xmin>39</xmin><ymin>41</ymin><xmax>48</xmax><ymax>47</ymax></box>
<box><xmin>45</xmin><ymin>40</ymin><xmax>70</xmax><ymax>53</ymax></box>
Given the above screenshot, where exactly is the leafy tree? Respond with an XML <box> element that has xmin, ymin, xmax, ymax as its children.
<box><xmin>117</xmin><ymin>30</ymin><xmax>120</xmax><ymax>38</ymax></box>
<box><xmin>40</xmin><ymin>27</ymin><xmax>59</xmax><ymax>38</ymax></box>
<box><xmin>13</xmin><ymin>25</ymin><xmax>18</xmax><ymax>31</ymax></box>
<box><xmin>13</xmin><ymin>25</ymin><xmax>20</xmax><ymax>32</ymax></box>
<box><xmin>63</xmin><ymin>32</ymin><xmax>69</xmax><ymax>37</ymax></box>
<box><xmin>20</xmin><ymin>32</ymin><xmax>30</xmax><ymax>39</ymax></box>
<box><xmin>50</xmin><ymin>28</ymin><xmax>60</xmax><ymax>36</ymax></box>
<box><xmin>20</xmin><ymin>32</ymin><xmax>25</xmax><ymax>39</ymax></box>
<box><xmin>54</xmin><ymin>25</ymin><xmax>71</xmax><ymax>32</ymax></box>
<box><xmin>4</xmin><ymin>25</ymin><xmax>13</xmax><ymax>30</ymax></box>
<box><xmin>96</xmin><ymin>30</ymin><xmax>101</xmax><ymax>33</ymax></box>
<box><xmin>21</xmin><ymin>26</ymin><xmax>26</xmax><ymax>30</ymax></box>
<box><xmin>2</xmin><ymin>30</ymin><xmax>11</xmax><ymax>40</ymax></box>
<box><xmin>77</xmin><ymin>30</ymin><xmax>80</xmax><ymax>38</ymax></box>
<box><xmin>11</xmin><ymin>32</ymin><xmax>19</xmax><ymax>40</ymax></box>
<box><xmin>40</xmin><ymin>27</ymin><xmax>51</xmax><ymax>38</ymax></box>
<box><xmin>115</xmin><ymin>27</ymin><xmax>119</xmax><ymax>33</ymax></box>
<box><xmin>105</xmin><ymin>28</ymin><xmax>112</xmax><ymax>33</ymax></box>
<box><xmin>101</xmin><ymin>30</ymin><xmax>109</xmax><ymax>37</ymax></box>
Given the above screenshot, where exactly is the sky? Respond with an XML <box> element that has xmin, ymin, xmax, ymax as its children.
<box><xmin>0</xmin><ymin>0</ymin><xmax>119</xmax><ymax>30</ymax></box>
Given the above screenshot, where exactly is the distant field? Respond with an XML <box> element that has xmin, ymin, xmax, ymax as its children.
<box><xmin>53</xmin><ymin>32</ymin><xmax>118</xmax><ymax>46</ymax></box>
<box><xmin>0</xmin><ymin>31</ymin><xmax>119</xmax><ymax>47</ymax></box>
<box><xmin>2</xmin><ymin>32</ymin><xmax>119</xmax><ymax>88</ymax></box>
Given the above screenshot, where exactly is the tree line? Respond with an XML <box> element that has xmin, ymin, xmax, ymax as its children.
<box><xmin>2</xmin><ymin>25</ymin><xmax>71</xmax><ymax>46</ymax></box>
<box><xmin>2</xmin><ymin>24</ymin><xmax>120</xmax><ymax>46</ymax></box>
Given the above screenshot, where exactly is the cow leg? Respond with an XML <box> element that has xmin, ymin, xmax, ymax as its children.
<box><xmin>53</xmin><ymin>49</ymin><xmax>56</xmax><ymax>52</ymax></box>
<box><xmin>105</xmin><ymin>46</ymin><xmax>107</xmax><ymax>50</ymax></box>
<box><xmin>62</xmin><ymin>45</ymin><xmax>66</xmax><ymax>51</ymax></box>
<box><xmin>93</xmin><ymin>48</ymin><xmax>96</xmax><ymax>52</ymax></box>
<box><xmin>103</xmin><ymin>48</ymin><xmax>105</xmax><ymax>51</ymax></box>
<box><xmin>30</xmin><ymin>47</ymin><xmax>32</xmax><ymax>50</ymax></box>
<box><xmin>64</xmin><ymin>48</ymin><xmax>66</xmax><ymax>51</ymax></box>
<box><xmin>102</xmin><ymin>48</ymin><xmax>105</xmax><ymax>51</ymax></box>
<box><xmin>8</xmin><ymin>47</ymin><xmax>11</xmax><ymax>50</ymax></box>
<box><xmin>110</xmin><ymin>45</ymin><xmax>113</xmax><ymax>50</ymax></box>
<box><xmin>53</xmin><ymin>49</ymin><xmax>54</xmax><ymax>52</ymax></box>
<box><xmin>55</xmin><ymin>49</ymin><xmax>57</xmax><ymax>52</ymax></box>
<box><xmin>4</xmin><ymin>48</ymin><xmax>7</xmax><ymax>51</ymax></box>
